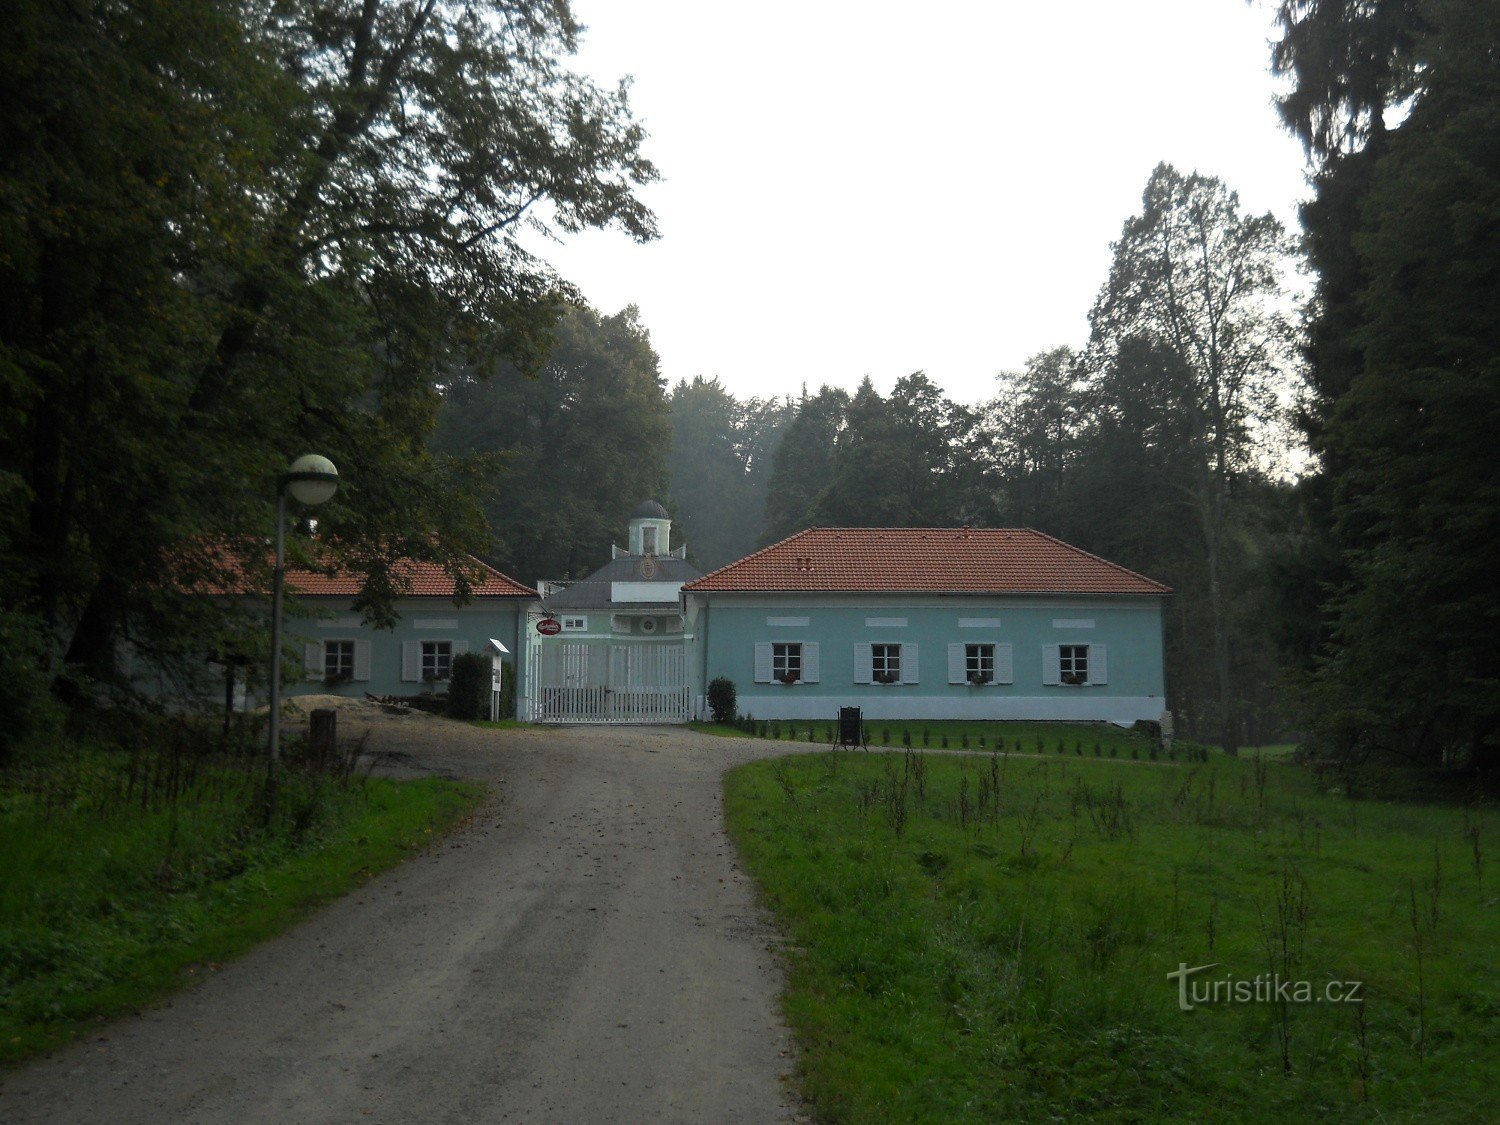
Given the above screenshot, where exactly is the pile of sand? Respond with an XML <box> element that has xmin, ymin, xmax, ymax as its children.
<box><xmin>284</xmin><ymin>693</ymin><xmax>446</xmax><ymax>723</ymax></box>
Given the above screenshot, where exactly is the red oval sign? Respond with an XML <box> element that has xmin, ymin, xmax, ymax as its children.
<box><xmin>536</xmin><ymin>618</ymin><xmax>562</xmax><ymax>636</ymax></box>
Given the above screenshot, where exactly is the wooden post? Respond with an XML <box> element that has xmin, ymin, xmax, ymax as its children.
<box><xmin>309</xmin><ymin>708</ymin><xmax>337</xmax><ymax>760</ymax></box>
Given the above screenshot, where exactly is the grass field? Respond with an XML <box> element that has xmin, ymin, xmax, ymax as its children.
<box><xmin>0</xmin><ymin>731</ymin><xmax>484</xmax><ymax>1065</ymax></box>
<box><xmin>726</xmin><ymin>747</ymin><xmax>1496</xmax><ymax>1120</ymax></box>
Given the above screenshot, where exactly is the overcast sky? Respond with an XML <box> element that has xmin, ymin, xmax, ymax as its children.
<box><xmin>535</xmin><ymin>0</ymin><xmax>1311</xmax><ymax>407</ymax></box>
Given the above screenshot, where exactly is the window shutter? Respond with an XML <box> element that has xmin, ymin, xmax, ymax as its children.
<box><xmin>995</xmin><ymin>643</ymin><xmax>1014</xmax><ymax>684</ymax></box>
<box><xmin>1042</xmin><ymin>644</ymin><xmax>1061</xmax><ymax>686</ymax></box>
<box><xmin>853</xmin><ymin>643</ymin><xmax>872</xmax><ymax>685</ymax></box>
<box><xmin>402</xmin><ymin>641</ymin><xmax>421</xmax><ymax>682</ymax></box>
<box><xmin>754</xmin><ymin>642</ymin><xmax>772</xmax><ymax>683</ymax></box>
<box><xmin>948</xmin><ymin>644</ymin><xmax>966</xmax><ymax>684</ymax></box>
<box><xmin>305</xmin><ymin>643</ymin><xmax>323</xmax><ymax>681</ymax></box>
<box><xmin>901</xmin><ymin>644</ymin><xmax>920</xmax><ymax>684</ymax></box>
<box><xmin>1090</xmin><ymin>644</ymin><xmax>1107</xmax><ymax>685</ymax></box>
<box><xmin>353</xmin><ymin>640</ymin><xmax>372</xmax><ymax>682</ymax></box>
<box><xmin>453</xmin><ymin>639</ymin><xmax>469</xmax><ymax>656</ymax></box>
<box><xmin>802</xmin><ymin>643</ymin><xmax>820</xmax><ymax>683</ymax></box>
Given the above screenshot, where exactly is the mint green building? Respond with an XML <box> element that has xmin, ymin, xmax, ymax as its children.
<box><xmin>521</xmin><ymin>501</ymin><xmax>700</xmax><ymax>722</ymax></box>
<box><xmin>681</xmin><ymin>528</ymin><xmax>1170</xmax><ymax>727</ymax></box>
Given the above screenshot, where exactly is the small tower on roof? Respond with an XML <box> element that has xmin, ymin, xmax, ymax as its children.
<box><xmin>628</xmin><ymin>499</ymin><xmax>670</xmax><ymax>557</ymax></box>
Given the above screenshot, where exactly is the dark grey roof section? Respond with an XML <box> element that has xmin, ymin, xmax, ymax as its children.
<box><xmin>631</xmin><ymin>499</ymin><xmax>669</xmax><ymax>520</ymax></box>
<box><xmin>542</xmin><ymin>552</ymin><xmax>701</xmax><ymax>611</ymax></box>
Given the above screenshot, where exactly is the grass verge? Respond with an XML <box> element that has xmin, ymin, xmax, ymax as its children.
<box><xmin>704</xmin><ymin>717</ymin><xmax>1187</xmax><ymax>757</ymax></box>
<box><xmin>1</xmin><ymin>734</ymin><xmax>484</xmax><ymax>1067</ymax></box>
<box><xmin>726</xmin><ymin>748</ymin><xmax>1496</xmax><ymax>1120</ymax></box>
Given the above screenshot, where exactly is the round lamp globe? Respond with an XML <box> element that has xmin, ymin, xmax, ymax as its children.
<box><xmin>286</xmin><ymin>453</ymin><xmax>339</xmax><ymax>506</ymax></box>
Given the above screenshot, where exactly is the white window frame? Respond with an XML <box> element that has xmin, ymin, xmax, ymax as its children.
<box><xmin>772</xmin><ymin>642</ymin><xmax>803</xmax><ymax>684</ymax></box>
<box><xmin>965</xmin><ymin>643</ymin><xmax>994</xmax><ymax>684</ymax></box>
<box><xmin>561</xmin><ymin>616</ymin><xmax>587</xmax><ymax>632</ymax></box>
<box><xmin>324</xmin><ymin>639</ymin><xmax>355</xmax><ymax>681</ymax></box>
<box><xmin>421</xmin><ymin>640</ymin><xmax>454</xmax><ymax>682</ymax></box>
<box><xmin>641</xmin><ymin>525</ymin><xmax>658</xmax><ymax>555</ymax></box>
<box><xmin>1060</xmin><ymin>644</ymin><xmax>1089</xmax><ymax>686</ymax></box>
<box><xmin>871</xmin><ymin>643</ymin><xmax>901</xmax><ymax>684</ymax></box>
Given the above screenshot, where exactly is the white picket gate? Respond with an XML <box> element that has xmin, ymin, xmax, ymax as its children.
<box><xmin>530</xmin><ymin>642</ymin><xmax>689</xmax><ymax>724</ymax></box>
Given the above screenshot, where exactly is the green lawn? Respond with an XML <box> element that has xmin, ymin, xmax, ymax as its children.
<box><xmin>726</xmin><ymin>748</ymin><xmax>1496</xmax><ymax>1120</ymax></box>
<box><xmin>0</xmin><ymin>740</ymin><xmax>484</xmax><ymax>1065</ymax></box>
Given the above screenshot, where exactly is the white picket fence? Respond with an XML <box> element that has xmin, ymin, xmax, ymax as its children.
<box><xmin>531</xmin><ymin>642</ymin><xmax>689</xmax><ymax>724</ymax></box>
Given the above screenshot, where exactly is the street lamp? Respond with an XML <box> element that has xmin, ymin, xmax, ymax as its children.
<box><xmin>267</xmin><ymin>453</ymin><xmax>338</xmax><ymax>820</ymax></box>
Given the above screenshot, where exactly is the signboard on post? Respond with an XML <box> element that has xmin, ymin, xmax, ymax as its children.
<box><xmin>536</xmin><ymin>618</ymin><xmax>562</xmax><ymax>636</ymax></box>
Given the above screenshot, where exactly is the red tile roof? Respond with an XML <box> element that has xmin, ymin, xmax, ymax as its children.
<box><xmin>682</xmin><ymin>528</ymin><xmax>1170</xmax><ymax>595</ymax></box>
<box><xmin>193</xmin><ymin>543</ymin><xmax>535</xmax><ymax>599</ymax></box>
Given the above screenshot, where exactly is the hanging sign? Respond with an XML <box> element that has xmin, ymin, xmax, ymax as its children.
<box><xmin>535</xmin><ymin>618</ymin><xmax>562</xmax><ymax>636</ymax></box>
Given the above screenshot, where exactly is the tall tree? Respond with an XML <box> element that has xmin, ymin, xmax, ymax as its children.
<box><xmin>0</xmin><ymin>0</ymin><xmax>658</xmax><ymax>685</ymax></box>
<box><xmin>1268</xmin><ymin>1</ymin><xmax>1433</xmax><ymax>680</ymax></box>
<box><xmin>761</xmin><ymin>385</ymin><xmax>849</xmax><ymax>542</ymax></box>
<box><xmin>434</xmin><ymin>305</ymin><xmax>669</xmax><ymax>584</ymax></box>
<box><xmin>981</xmin><ymin>348</ymin><xmax>1084</xmax><ymax>529</ymax></box>
<box><xmin>1087</xmin><ymin>163</ymin><xmax>1299</xmax><ymax>753</ymax></box>
<box><xmin>1285</xmin><ymin>0</ymin><xmax>1499</xmax><ymax>770</ymax></box>
<box><xmin>813</xmin><ymin>374</ymin><xmax>977</xmax><ymax>528</ymax></box>
<box><xmin>666</xmin><ymin>377</ymin><xmax>792</xmax><ymax>570</ymax></box>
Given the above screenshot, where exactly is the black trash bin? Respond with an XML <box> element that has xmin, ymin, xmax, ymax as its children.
<box><xmin>837</xmin><ymin>706</ymin><xmax>865</xmax><ymax>749</ymax></box>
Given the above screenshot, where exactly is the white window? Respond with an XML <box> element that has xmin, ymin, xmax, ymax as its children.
<box><xmin>965</xmin><ymin>643</ymin><xmax>994</xmax><ymax>684</ymax></box>
<box><xmin>324</xmin><ymin>640</ymin><xmax>355</xmax><ymax>681</ymax></box>
<box><xmin>561</xmin><ymin>616</ymin><xmax>587</xmax><ymax>632</ymax></box>
<box><xmin>756</xmin><ymin>641</ymin><xmax>819</xmax><ymax>683</ymax></box>
<box><xmin>421</xmin><ymin>640</ymin><xmax>453</xmax><ymax>682</ymax></box>
<box><xmin>773</xmin><ymin>642</ymin><xmax>802</xmax><ymax>684</ymax></box>
<box><xmin>1060</xmin><ymin>644</ymin><xmax>1089</xmax><ymax>686</ymax></box>
<box><xmin>641</xmin><ymin>526</ymin><xmax>658</xmax><ymax>554</ymax></box>
<box><xmin>872</xmin><ymin>644</ymin><xmax>901</xmax><ymax>684</ymax></box>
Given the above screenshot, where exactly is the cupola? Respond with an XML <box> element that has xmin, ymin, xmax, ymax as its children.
<box><xmin>628</xmin><ymin>500</ymin><xmax>671</xmax><ymax>556</ymax></box>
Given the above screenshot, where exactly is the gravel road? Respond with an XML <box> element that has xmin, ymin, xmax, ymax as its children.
<box><xmin>1</xmin><ymin>720</ymin><xmax>812</xmax><ymax>1123</ymax></box>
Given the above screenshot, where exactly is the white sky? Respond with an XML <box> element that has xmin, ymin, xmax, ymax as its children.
<box><xmin>536</xmin><ymin>0</ymin><xmax>1312</xmax><ymax>407</ymax></box>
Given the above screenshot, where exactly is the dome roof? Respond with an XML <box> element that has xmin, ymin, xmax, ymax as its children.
<box><xmin>631</xmin><ymin>500</ymin><xmax>669</xmax><ymax>520</ymax></box>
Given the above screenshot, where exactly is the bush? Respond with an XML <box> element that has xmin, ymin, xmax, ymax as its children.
<box><xmin>0</xmin><ymin>610</ymin><xmax>63</xmax><ymax>765</ymax></box>
<box><xmin>446</xmin><ymin>652</ymin><xmax>492</xmax><ymax>721</ymax></box>
<box><xmin>495</xmin><ymin>661</ymin><xmax>516</xmax><ymax>719</ymax></box>
<box><xmin>707</xmin><ymin>677</ymin><xmax>737</xmax><ymax>725</ymax></box>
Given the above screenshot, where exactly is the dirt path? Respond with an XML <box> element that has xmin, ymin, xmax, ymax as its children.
<box><xmin>1</xmin><ymin>723</ymin><xmax>812</xmax><ymax>1123</ymax></box>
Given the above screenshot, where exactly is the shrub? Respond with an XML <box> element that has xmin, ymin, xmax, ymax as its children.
<box><xmin>902</xmin><ymin>730</ymin><xmax>912</xmax><ymax>748</ymax></box>
<box><xmin>446</xmin><ymin>652</ymin><xmax>492</xmax><ymax>721</ymax></box>
<box><xmin>941</xmin><ymin>735</ymin><xmax>949</xmax><ymax>749</ymax></box>
<box><xmin>707</xmin><ymin>677</ymin><xmax>737</xmax><ymax>724</ymax></box>
<box><xmin>772</xmin><ymin>721</ymin><xmax>782</xmax><ymax>739</ymax></box>
<box><xmin>0</xmin><ymin>610</ymin><xmax>63</xmax><ymax>764</ymax></box>
<box><xmin>495</xmin><ymin>660</ymin><xmax>516</xmax><ymax>719</ymax></box>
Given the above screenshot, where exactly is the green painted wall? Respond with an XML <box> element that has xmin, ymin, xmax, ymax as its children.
<box><xmin>688</xmin><ymin>594</ymin><xmax>1167</xmax><ymax>725</ymax></box>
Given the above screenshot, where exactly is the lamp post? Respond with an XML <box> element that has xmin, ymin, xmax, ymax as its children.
<box><xmin>267</xmin><ymin>453</ymin><xmax>338</xmax><ymax>820</ymax></box>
